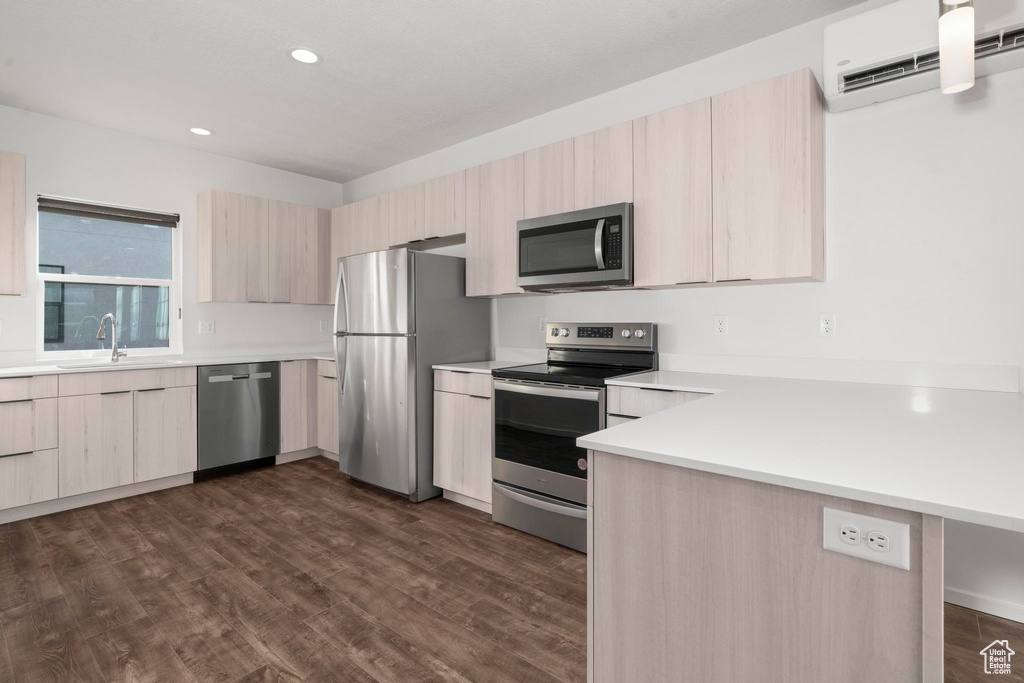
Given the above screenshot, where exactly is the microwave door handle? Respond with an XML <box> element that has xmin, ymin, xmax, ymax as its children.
<box><xmin>594</xmin><ymin>218</ymin><xmax>605</xmax><ymax>270</ymax></box>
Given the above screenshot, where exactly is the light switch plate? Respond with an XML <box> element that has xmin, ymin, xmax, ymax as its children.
<box><xmin>823</xmin><ymin>507</ymin><xmax>910</xmax><ymax>570</ymax></box>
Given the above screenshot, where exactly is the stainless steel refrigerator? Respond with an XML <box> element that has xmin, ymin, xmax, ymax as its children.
<box><xmin>333</xmin><ymin>248</ymin><xmax>491</xmax><ymax>501</ymax></box>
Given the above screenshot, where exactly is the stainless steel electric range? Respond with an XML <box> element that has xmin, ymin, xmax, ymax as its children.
<box><xmin>491</xmin><ymin>322</ymin><xmax>657</xmax><ymax>552</ymax></box>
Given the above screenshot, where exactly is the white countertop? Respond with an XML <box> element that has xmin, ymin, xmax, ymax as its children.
<box><xmin>0</xmin><ymin>349</ymin><xmax>335</xmax><ymax>379</ymax></box>
<box><xmin>580</xmin><ymin>371</ymin><xmax>1024</xmax><ymax>533</ymax></box>
<box><xmin>432</xmin><ymin>360</ymin><xmax>526</xmax><ymax>374</ymax></box>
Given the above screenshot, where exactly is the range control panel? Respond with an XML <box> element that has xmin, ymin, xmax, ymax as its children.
<box><xmin>545</xmin><ymin>322</ymin><xmax>656</xmax><ymax>350</ymax></box>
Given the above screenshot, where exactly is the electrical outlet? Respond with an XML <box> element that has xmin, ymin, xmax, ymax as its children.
<box><xmin>866</xmin><ymin>531</ymin><xmax>890</xmax><ymax>553</ymax></box>
<box><xmin>319</xmin><ymin>320</ymin><xmax>329</xmax><ymax>333</ymax></box>
<box><xmin>820</xmin><ymin>313</ymin><xmax>836</xmax><ymax>337</ymax></box>
<box><xmin>840</xmin><ymin>524</ymin><xmax>861</xmax><ymax>545</ymax></box>
<box><xmin>538</xmin><ymin>317</ymin><xmax>547</xmax><ymax>333</ymax></box>
<box><xmin>713</xmin><ymin>315</ymin><xmax>728</xmax><ymax>337</ymax></box>
<box><xmin>823</xmin><ymin>508</ymin><xmax>910</xmax><ymax>570</ymax></box>
<box><xmin>198</xmin><ymin>320</ymin><xmax>216</xmax><ymax>335</ymax></box>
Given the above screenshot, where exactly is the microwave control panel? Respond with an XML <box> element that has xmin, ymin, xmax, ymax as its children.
<box><xmin>604</xmin><ymin>220</ymin><xmax>622</xmax><ymax>269</ymax></box>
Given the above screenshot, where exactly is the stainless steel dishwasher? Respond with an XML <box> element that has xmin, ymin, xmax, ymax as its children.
<box><xmin>198</xmin><ymin>362</ymin><xmax>280</xmax><ymax>472</ymax></box>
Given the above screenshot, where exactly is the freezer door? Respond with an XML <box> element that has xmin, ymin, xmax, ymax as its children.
<box><xmin>336</xmin><ymin>334</ymin><xmax>416</xmax><ymax>495</ymax></box>
<box><xmin>334</xmin><ymin>249</ymin><xmax>413</xmax><ymax>335</ymax></box>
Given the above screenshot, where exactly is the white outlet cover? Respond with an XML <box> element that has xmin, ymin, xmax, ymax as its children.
<box><xmin>819</xmin><ymin>313</ymin><xmax>836</xmax><ymax>337</ymax></box>
<box><xmin>198</xmin><ymin>320</ymin><xmax>216</xmax><ymax>335</ymax></box>
<box><xmin>713</xmin><ymin>315</ymin><xmax>728</xmax><ymax>337</ymax></box>
<box><xmin>823</xmin><ymin>507</ymin><xmax>910</xmax><ymax>570</ymax></box>
<box><xmin>319</xmin><ymin>320</ymin><xmax>329</xmax><ymax>332</ymax></box>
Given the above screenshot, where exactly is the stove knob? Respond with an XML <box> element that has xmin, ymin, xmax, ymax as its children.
<box><xmin>560</xmin><ymin>327</ymin><xmax>570</xmax><ymax>337</ymax></box>
<box><xmin>621</xmin><ymin>329</ymin><xmax>632</xmax><ymax>339</ymax></box>
<box><xmin>549</xmin><ymin>327</ymin><xmax>559</xmax><ymax>337</ymax></box>
<box><xmin>634</xmin><ymin>329</ymin><xmax>646</xmax><ymax>339</ymax></box>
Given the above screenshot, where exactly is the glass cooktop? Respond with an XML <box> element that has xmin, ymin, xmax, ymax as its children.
<box><xmin>492</xmin><ymin>363</ymin><xmax>645</xmax><ymax>388</ymax></box>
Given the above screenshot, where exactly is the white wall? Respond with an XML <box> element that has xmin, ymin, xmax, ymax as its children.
<box><xmin>0</xmin><ymin>104</ymin><xmax>346</xmax><ymax>365</ymax></box>
<box><xmin>341</xmin><ymin>8</ymin><xmax>1024</xmax><ymax>620</ymax></box>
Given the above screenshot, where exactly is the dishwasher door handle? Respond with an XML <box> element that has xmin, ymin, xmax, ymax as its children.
<box><xmin>208</xmin><ymin>371</ymin><xmax>272</xmax><ymax>383</ymax></box>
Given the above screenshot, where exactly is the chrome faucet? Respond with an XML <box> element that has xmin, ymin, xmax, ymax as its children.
<box><xmin>96</xmin><ymin>313</ymin><xmax>128</xmax><ymax>362</ymax></box>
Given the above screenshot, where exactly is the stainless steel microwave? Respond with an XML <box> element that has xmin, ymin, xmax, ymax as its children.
<box><xmin>516</xmin><ymin>202</ymin><xmax>632</xmax><ymax>291</ymax></box>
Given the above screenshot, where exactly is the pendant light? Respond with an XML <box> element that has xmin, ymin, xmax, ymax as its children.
<box><xmin>939</xmin><ymin>0</ymin><xmax>975</xmax><ymax>94</ymax></box>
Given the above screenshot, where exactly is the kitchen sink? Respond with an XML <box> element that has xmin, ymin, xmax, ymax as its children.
<box><xmin>56</xmin><ymin>359</ymin><xmax>188</xmax><ymax>370</ymax></box>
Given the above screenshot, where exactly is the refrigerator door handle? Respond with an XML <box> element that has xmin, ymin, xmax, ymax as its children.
<box><xmin>335</xmin><ymin>335</ymin><xmax>348</xmax><ymax>396</ymax></box>
<box><xmin>335</xmin><ymin>260</ymin><xmax>350</xmax><ymax>335</ymax></box>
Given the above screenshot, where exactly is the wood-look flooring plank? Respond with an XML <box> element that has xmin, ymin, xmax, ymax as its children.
<box><xmin>114</xmin><ymin>550</ymin><xmax>267</xmax><ymax>683</ymax></box>
<box><xmin>87</xmin><ymin>615</ymin><xmax>196</xmax><ymax>683</ymax></box>
<box><xmin>232</xmin><ymin>664</ymin><xmax>300</xmax><ymax>683</ymax></box>
<box><xmin>407</xmin><ymin>518</ymin><xmax>587</xmax><ymax>609</ymax></box>
<box><xmin>326</xmin><ymin>504</ymin><xmax>452</xmax><ymax>571</ymax></box>
<box><xmin>0</xmin><ymin>521</ymin><xmax>63</xmax><ymax>613</ymax></box>
<box><xmin>55</xmin><ymin>563</ymin><xmax>147</xmax><ymax>638</ymax></box>
<box><xmin>144</xmin><ymin>486</ymin><xmax>227</xmax><ymax>531</ymax></box>
<box><xmin>453</xmin><ymin>598</ymin><xmax>586</xmax><ymax>683</ymax></box>
<box><xmin>305</xmin><ymin>521</ymin><xmax>477</xmax><ymax>619</ymax></box>
<box><xmin>194</xmin><ymin>522</ymin><xmax>339</xmax><ymax>620</ymax></box>
<box><xmin>117</xmin><ymin>496</ymin><xmax>231</xmax><ymax>582</ymax></box>
<box><xmin>431</xmin><ymin>555</ymin><xmax>586</xmax><ymax>649</ymax></box>
<box><xmin>216</xmin><ymin>474</ymin><xmax>327</xmax><ymax>529</ymax></box>
<box><xmin>271</xmin><ymin>466</ymin><xmax>422</xmax><ymax>529</ymax></box>
<box><xmin>73</xmin><ymin>501</ymin><xmax>155</xmax><ymax>563</ymax></box>
<box><xmin>0</xmin><ymin>595</ymin><xmax>105</xmax><ymax>682</ymax></box>
<box><xmin>191</xmin><ymin>568</ymin><xmax>373</xmax><ymax>683</ymax></box>
<box><xmin>305</xmin><ymin>599</ymin><xmax>473</xmax><ymax>683</ymax></box>
<box><xmin>320</xmin><ymin>562</ymin><xmax>563</xmax><ymax>683</ymax></box>
<box><xmin>0</xmin><ymin>627</ymin><xmax>13</xmax><ymax>683</ymax></box>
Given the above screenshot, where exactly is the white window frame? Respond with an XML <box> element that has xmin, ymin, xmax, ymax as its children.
<box><xmin>35</xmin><ymin>198</ymin><xmax>183</xmax><ymax>361</ymax></box>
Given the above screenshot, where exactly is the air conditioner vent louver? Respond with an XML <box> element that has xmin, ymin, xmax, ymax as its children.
<box><xmin>839</xmin><ymin>23</ymin><xmax>1024</xmax><ymax>94</ymax></box>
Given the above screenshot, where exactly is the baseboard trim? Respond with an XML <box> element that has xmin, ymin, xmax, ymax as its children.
<box><xmin>0</xmin><ymin>473</ymin><xmax>193</xmax><ymax>524</ymax></box>
<box><xmin>945</xmin><ymin>587</ymin><xmax>1024</xmax><ymax>623</ymax></box>
<box><xmin>276</xmin><ymin>447</ymin><xmax>321</xmax><ymax>465</ymax></box>
<box><xmin>318</xmin><ymin>450</ymin><xmax>339</xmax><ymax>462</ymax></box>
<box><xmin>443</xmin><ymin>490</ymin><xmax>492</xmax><ymax>514</ymax></box>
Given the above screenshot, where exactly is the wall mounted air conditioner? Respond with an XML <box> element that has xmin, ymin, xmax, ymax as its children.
<box><xmin>824</xmin><ymin>0</ymin><xmax>1024</xmax><ymax>112</ymax></box>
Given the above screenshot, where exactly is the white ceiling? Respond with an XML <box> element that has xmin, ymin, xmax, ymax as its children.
<box><xmin>0</xmin><ymin>0</ymin><xmax>867</xmax><ymax>184</ymax></box>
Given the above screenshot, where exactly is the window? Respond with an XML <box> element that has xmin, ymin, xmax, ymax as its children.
<box><xmin>37</xmin><ymin>198</ymin><xmax>181</xmax><ymax>358</ymax></box>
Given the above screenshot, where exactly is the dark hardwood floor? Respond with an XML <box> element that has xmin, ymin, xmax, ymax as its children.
<box><xmin>0</xmin><ymin>457</ymin><xmax>585</xmax><ymax>683</ymax></box>
<box><xmin>0</xmin><ymin>456</ymin><xmax>1016</xmax><ymax>682</ymax></box>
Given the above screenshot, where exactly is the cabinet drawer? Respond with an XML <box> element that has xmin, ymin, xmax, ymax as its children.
<box><xmin>606</xmin><ymin>414</ymin><xmax>635</xmax><ymax>428</ymax></box>
<box><xmin>59</xmin><ymin>366</ymin><xmax>197</xmax><ymax>397</ymax></box>
<box><xmin>0</xmin><ymin>449</ymin><xmax>58</xmax><ymax>511</ymax></box>
<box><xmin>0</xmin><ymin>398</ymin><xmax>58</xmax><ymax>457</ymax></box>
<box><xmin>0</xmin><ymin>375</ymin><xmax>58</xmax><ymax>402</ymax></box>
<box><xmin>317</xmin><ymin>360</ymin><xmax>337</xmax><ymax>379</ymax></box>
<box><xmin>607</xmin><ymin>386</ymin><xmax>704</xmax><ymax>418</ymax></box>
<box><xmin>433</xmin><ymin>370</ymin><xmax>492</xmax><ymax>398</ymax></box>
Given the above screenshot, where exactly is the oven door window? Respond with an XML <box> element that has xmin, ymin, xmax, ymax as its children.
<box><xmin>494</xmin><ymin>384</ymin><xmax>601</xmax><ymax>478</ymax></box>
<box><xmin>519</xmin><ymin>219</ymin><xmax>603</xmax><ymax>277</ymax></box>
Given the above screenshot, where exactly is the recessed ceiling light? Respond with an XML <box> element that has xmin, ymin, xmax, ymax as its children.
<box><xmin>290</xmin><ymin>48</ymin><xmax>319</xmax><ymax>64</ymax></box>
<box><xmin>190</xmin><ymin>127</ymin><xmax>213</xmax><ymax>136</ymax></box>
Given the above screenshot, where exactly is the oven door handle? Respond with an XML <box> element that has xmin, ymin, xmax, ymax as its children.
<box><xmin>493</xmin><ymin>380</ymin><xmax>601</xmax><ymax>402</ymax></box>
<box><xmin>493</xmin><ymin>483</ymin><xmax>588</xmax><ymax>519</ymax></box>
<box><xmin>594</xmin><ymin>218</ymin><xmax>606</xmax><ymax>270</ymax></box>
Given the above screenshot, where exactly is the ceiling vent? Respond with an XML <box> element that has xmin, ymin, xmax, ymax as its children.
<box><xmin>824</xmin><ymin>0</ymin><xmax>1024</xmax><ymax>112</ymax></box>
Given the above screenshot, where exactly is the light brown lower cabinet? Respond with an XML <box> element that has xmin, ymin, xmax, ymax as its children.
<box><xmin>433</xmin><ymin>381</ymin><xmax>492</xmax><ymax>504</ymax></box>
<box><xmin>0</xmin><ymin>450</ymin><xmax>58</xmax><ymax>511</ymax></box>
<box><xmin>280</xmin><ymin>360</ymin><xmax>317</xmax><ymax>453</ymax></box>
<box><xmin>0</xmin><ymin>397</ymin><xmax>57</xmax><ymax>456</ymax></box>
<box><xmin>316</xmin><ymin>374</ymin><xmax>339</xmax><ymax>455</ymax></box>
<box><xmin>134</xmin><ymin>386</ymin><xmax>197</xmax><ymax>483</ymax></box>
<box><xmin>588</xmin><ymin>450</ymin><xmax>943</xmax><ymax>683</ymax></box>
<box><xmin>58</xmin><ymin>392</ymin><xmax>135</xmax><ymax>497</ymax></box>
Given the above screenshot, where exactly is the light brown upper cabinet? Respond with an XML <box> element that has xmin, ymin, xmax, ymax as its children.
<box><xmin>329</xmin><ymin>195</ymin><xmax>389</xmax><ymax>304</ymax></box>
<box><xmin>465</xmin><ymin>154</ymin><xmax>525</xmax><ymax>297</ymax></box>
<box><xmin>0</xmin><ymin>150</ymin><xmax>26</xmax><ymax>296</ymax></box>
<box><xmin>388</xmin><ymin>182</ymin><xmax>426</xmax><ymax>247</ymax></box>
<box><xmin>269</xmin><ymin>200</ymin><xmax>331</xmax><ymax>304</ymax></box>
<box><xmin>574</xmin><ymin>121</ymin><xmax>634</xmax><ymax>210</ymax></box>
<box><xmin>712</xmin><ymin>68</ymin><xmax>824</xmax><ymax>283</ymax></box>
<box><xmin>197</xmin><ymin>190</ymin><xmax>270</xmax><ymax>302</ymax></box>
<box><xmin>423</xmin><ymin>170</ymin><xmax>466</xmax><ymax>240</ymax></box>
<box><xmin>524</xmin><ymin>139</ymin><xmax>574</xmax><ymax>219</ymax></box>
<box><xmin>632</xmin><ymin>99</ymin><xmax>713</xmax><ymax>287</ymax></box>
